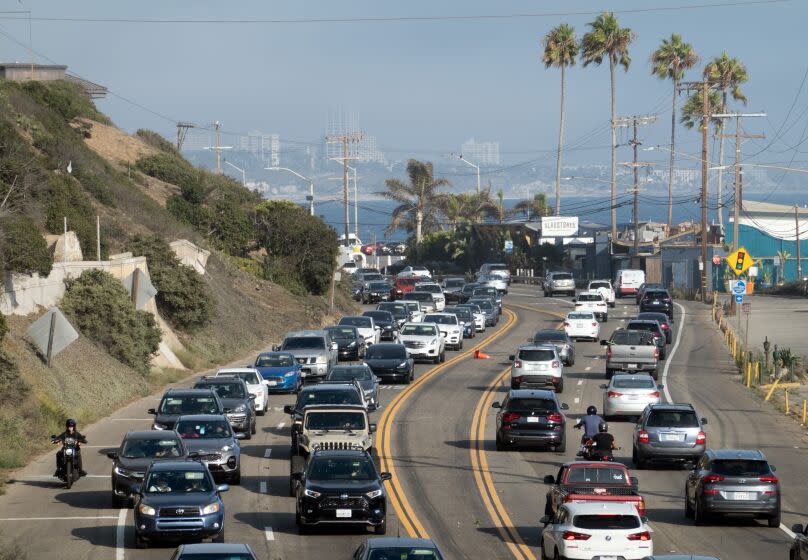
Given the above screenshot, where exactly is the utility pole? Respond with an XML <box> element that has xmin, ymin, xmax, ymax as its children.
<box><xmin>176</xmin><ymin>122</ymin><xmax>196</xmax><ymax>151</ymax></box>
<box><xmin>714</xmin><ymin>113</ymin><xmax>766</xmax><ymax>250</ymax></box>
<box><xmin>325</xmin><ymin>132</ymin><xmax>363</xmax><ymax>243</ymax></box>
<box><xmin>616</xmin><ymin>115</ymin><xmax>657</xmax><ymax>260</ymax></box>
<box><xmin>797</xmin><ymin>204</ymin><xmax>803</xmax><ymax>281</ymax></box>
<box><xmin>205</xmin><ymin>121</ymin><xmax>232</xmax><ymax>174</ymax></box>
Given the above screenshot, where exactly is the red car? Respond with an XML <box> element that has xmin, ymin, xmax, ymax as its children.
<box><xmin>395</xmin><ymin>277</ymin><xmax>421</xmax><ymax>295</ymax></box>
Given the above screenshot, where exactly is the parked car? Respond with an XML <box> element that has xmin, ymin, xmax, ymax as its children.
<box><xmin>636</xmin><ymin>282</ymin><xmax>665</xmax><ymax>305</ymax></box>
<box><xmin>441</xmin><ymin>277</ymin><xmax>466</xmax><ymax>303</ymax></box>
<box><xmin>574</xmin><ymin>291</ymin><xmax>608</xmax><ymax>322</ymax></box>
<box><xmin>423</xmin><ymin>313</ymin><xmax>464</xmax><ymax>351</ymax></box>
<box><xmin>353</xmin><ymin>538</ymin><xmax>445</xmax><ymax>560</ymax></box>
<box><xmin>133</xmin><ymin>459</ymin><xmax>228</xmax><ymax>548</ymax></box>
<box><xmin>193</xmin><ymin>377</ymin><xmax>257</xmax><ymax>439</ymax></box>
<box><xmin>633</xmin><ymin>403</ymin><xmax>708</xmax><ymax>468</ymax></box>
<box><xmin>326</xmin><ymin>364</ymin><xmax>380</xmax><ymax>409</ymax></box>
<box><xmin>276</xmin><ymin>330</ymin><xmax>339</xmax><ymax>381</ymax></box>
<box><xmin>108</xmin><ymin>430</ymin><xmax>188</xmax><ymax>507</ymax></box>
<box><xmin>588</xmin><ymin>279</ymin><xmax>616</xmax><ymax>308</ymax></box>
<box><xmin>684</xmin><ymin>449</ymin><xmax>780</xmax><ymax>527</ymax></box>
<box><xmin>615</xmin><ymin>269</ymin><xmax>646</xmax><ymax>298</ymax></box>
<box><xmin>626</xmin><ymin>319</ymin><xmax>667</xmax><ymax>359</ymax></box>
<box><xmin>398</xmin><ymin>322</ymin><xmax>445</xmax><ymax>364</ymax></box>
<box><xmin>338</xmin><ymin>316</ymin><xmax>380</xmax><ymax>346</ymax></box>
<box><xmin>363</xmin><ymin>343</ymin><xmax>415</xmax><ymax>383</ymax></box>
<box><xmin>640</xmin><ymin>289</ymin><xmax>674</xmax><ymax>319</ymax></box>
<box><xmin>324</xmin><ymin>325</ymin><xmax>367</xmax><ymax>361</ymax></box>
<box><xmin>564</xmin><ymin>311</ymin><xmax>600</xmax><ymax>342</ymax></box>
<box><xmin>532</xmin><ymin>329</ymin><xmax>574</xmax><ymax>366</ymax></box>
<box><xmin>253</xmin><ymin>351</ymin><xmax>302</xmax><ymax>393</ymax></box>
<box><xmin>601</xmin><ymin>328</ymin><xmax>659</xmax><ymax>379</ymax></box>
<box><xmin>509</xmin><ymin>345</ymin><xmax>564</xmax><ymax>392</ymax></box>
<box><xmin>362</xmin><ymin>310</ymin><xmax>399</xmax><ymax>341</ymax></box>
<box><xmin>402</xmin><ymin>291</ymin><xmax>437</xmax><ymax>313</ymax></box>
<box><xmin>215</xmin><ymin>368</ymin><xmax>268</xmax><ymax>416</ymax></box>
<box><xmin>601</xmin><ymin>374</ymin><xmax>663</xmax><ymax>418</ymax></box>
<box><xmin>149</xmin><ymin>389</ymin><xmax>224</xmax><ymax>432</ymax></box>
<box><xmin>397</xmin><ymin>266</ymin><xmax>431</xmax><ymax>279</ymax></box>
<box><xmin>492</xmin><ymin>389</ymin><xmax>568</xmax><ymax>451</ymax></box>
<box><xmin>175</xmin><ymin>415</ymin><xmax>243</xmax><ymax>484</ymax></box>
<box><xmin>636</xmin><ymin>311</ymin><xmax>673</xmax><ymax>343</ymax></box>
<box><xmin>544</xmin><ymin>271</ymin><xmax>576</xmax><ymax>297</ymax></box>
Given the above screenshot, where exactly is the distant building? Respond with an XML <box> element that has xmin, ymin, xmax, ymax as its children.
<box><xmin>461</xmin><ymin>138</ymin><xmax>500</xmax><ymax>166</ymax></box>
<box><xmin>0</xmin><ymin>62</ymin><xmax>107</xmax><ymax>98</ymax></box>
<box><xmin>237</xmin><ymin>131</ymin><xmax>279</xmax><ymax>163</ymax></box>
<box><xmin>356</xmin><ymin>135</ymin><xmax>386</xmax><ymax>165</ymax></box>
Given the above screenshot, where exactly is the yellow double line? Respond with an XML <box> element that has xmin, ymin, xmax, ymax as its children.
<box><xmin>469</xmin><ymin>304</ymin><xmax>566</xmax><ymax>560</ymax></box>
<box><xmin>376</xmin><ymin>308</ymin><xmax>519</xmax><ymax>538</ymax></box>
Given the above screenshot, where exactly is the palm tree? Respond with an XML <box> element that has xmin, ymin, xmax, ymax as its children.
<box><xmin>581</xmin><ymin>12</ymin><xmax>635</xmax><ymax>237</ymax></box>
<box><xmin>488</xmin><ymin>188</ymin><xmax>507</xmax><ymax>224</ymax></box>
<box><xmin>511</xmin><ymin>193</ymin><xmax>551</xmax><ymax>221</ymax></box>
<box><xmin>378</xmin><ymin>159</ymin><xmax>449</xmax><ymax>245</ymax></box>
<box><xmin>542</xmin><ymin>23</ymin><xmax>579</xmax><ymax>216</ymax></box>
<box><xmin>651</xmin><ymin>34</ymin><xmax>699</xmax><ymax>230</ymax></box>
<box><xmin>680</xmin><ymin>89</ymin><xmax>723</xmax><ymax>130</ymax></box>
<box><xmin>704</xmin><ymin>52</ymin><xmax>748</xmax><ymax>226</ymax></box>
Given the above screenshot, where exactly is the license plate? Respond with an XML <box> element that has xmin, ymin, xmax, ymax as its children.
<box><xmin>539</xmin><ymin>364</ymin><xmax>547</xmax><ymax>370</ymax></box>
<box><xmin>576</xmin><ymin>322</ymin><xmax>585</xmax><ymax>328</ymax></box>
<box><xmin>626</xmin><ymin>363</ymin><xmax>639</xmax><ymax>369</ymax></box>
<box><xmin>627</xmin><ymin>395</ymin><xmax>639</xmax><ymax>400</ymax></box>
<box><xmin>731</xmin><ymin>491</ymin><xmax>753</xmax><ymax>500</ymax></box>
<box><xmin>653</xmin><ymin>300</ymin><xmax>660</xmax><ymax>304</ymax></box>
<box><xmin>597</xmin><ymin>557</ymin><xmax>620</xmax><ymax>560</ymax></box>
<box><xmin>526</xmin><ymin>417</ymin><xmax>540</xmax><ymax>423</ymax></box>
<box><xmin>336</xmin><ymin>509</ymin><xmax>352</xmax><ymax>518</ymax></box>
<box><xmin>661</xmin><ymin>433</ymin><xmax>685</xmax><ymax>442</ymax></box>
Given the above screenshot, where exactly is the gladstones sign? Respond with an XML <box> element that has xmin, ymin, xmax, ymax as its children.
<box><xmin>541</xmin><ymin>216</ymin><xmax>579</xmax><ymax>238</ymax></box>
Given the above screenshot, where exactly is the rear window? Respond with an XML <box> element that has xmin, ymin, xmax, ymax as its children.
<box><xmin>573</xmin><ymin>514</ymin><xmax>640</xmax><ymax>530</ymax></box>
<box><xmin>578</xmin><ymin>294</ymin><xmax>603</xmax><ymax>302</ymax></box>
<box><xmin>711</xmin><ymin>460</ymin><xmax>770</xmax><ymax>477</ymax></box>
<box><xmin>533</xmin><ymin>332</ymin><xmax>565</xmax><ymax>343</ymax></box>
<box><xmin>444</xmin><ymin>279</ymin><xmax>465</xmax><ymax>287</ymax></box>
<box><xmin>552</xmin><ymin>273</ymin><xmax>573</xmax><ymax>280</ymax></box>
<box><xmin>645</xmin><ymin>291</ymin><xmax>670</xmax><ymax>299</ymax></box>
<box><xmin>611</xmin><ymin>331</ymin><xmax>654</xmax><ymax>345</ymax></box>
<box><xmin>568</xmin><ymin>312</ymin><xmax>594</xmax><ymax>320</ymax></box>
<box><xmin>627</xmin><ymin>322</ymin><xmax>661</xmax><ymax>333</ymax></box>
<box><xmin>637</xmin><ymin>313</ymin><xmax>669</xmax><ymax>324</ymax></box>
<box><xmin>646</xmin><ymin>410</ymin><xmax>699</xmax><ymax>428</ymax></box>
<box><xmin>612</xmin><ymin>377</ymin><xmax>656</xmax><ymax>389</ymax></box>
<box><xmin>566</xmin><ymin>466</ymin><xmax>628</xmax><ymax>484</ymax></box>
<box><xmin>489</xmin><ymin>264</ymin><xmax>508</xmax><ymax>271</ymax></box>
<box><xmin>366</xmin><ymin>346</ymin><xmax>407</xmax><ymax>360</ymax></box>
<box><xmin>518</xmin><ymin>349</ymin><xmax>555</xmax><ymax>361</ymax></box>
<box><xmin>506</xmin><ymin>398</ymin><xmax>556</xmax><ymax>412</ymax></box>
<box><xmin>590</xmin><ymin>282</ymin><xmax>610</xmax><ymax>289</ymax></box>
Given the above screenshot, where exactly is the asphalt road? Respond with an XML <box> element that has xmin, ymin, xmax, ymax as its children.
<box><xmin>1</xmin><ymin>290</ymin><xmax>805</xmax><ymax>560</ymax></box>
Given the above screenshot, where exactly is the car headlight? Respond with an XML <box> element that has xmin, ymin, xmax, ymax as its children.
<box><xmin>233</xmin><ymin>404</ymin><xmax>247</xmax><ymax>413</ymax></box>
<box><xmin>347</xmin><ymin>341</ymin><xmax>357</xmax><ymax>348</ymax></box>
<box><xmin>114</xmin><ymin>466</ymin><xmax>133</xmax><ymax>478</ymax></box>
<box><xmin>365</xmin><ymin>489</ymin><xmax>384</xmax><ymax>499</ymax></box>
<box><xmin>152</xmin><ymin>423</ymin><xmax>168</xmax><ymax>430</ymax></box>
<box><xmin>138</xmin><ymin>504</ymin><xmax>156</xmax><ymax>516</ymax></box>
<box><xmin>201</xmin><ymin>502</ymin><xmax>220</xmax><ymax>515</ymax></box>
<box><xmin>397</xmin><ymin>361</ymin><xmax>409</xmax><ymax>369</ymax></box>
<box><xmin>221</xmin><ymin>445</ymin><xmax>232</xmax><ymax>452</ymax></box>
<box><xmin>283</xmin><ymin>370</ymin><xmax>296</xmax><ymax>377</ymax></box>
<box><xmin>304</xmin><ymin>489</ymin><xmax>321</xmax><ymax>498</ymax></box>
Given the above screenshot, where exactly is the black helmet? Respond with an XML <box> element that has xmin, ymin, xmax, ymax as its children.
<box><xmin>587</xmin><ymin>406</ymin><xmax>598</xmax><ymax>415</ymax></box>
<box><xmin>599</xmin><ymin>421</ymin><xmax>608</xmax><ymax>433</ymax></box>
<box><xmin>65</xmin><ymin>419</ymin><xmax>76</xmax><ymax>429</ymax></box>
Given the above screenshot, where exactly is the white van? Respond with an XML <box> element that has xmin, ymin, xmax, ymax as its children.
<box><xmin>614</xmin><ymin>269</ymin><xmax>646</xmax><ymax>298</ymax></box>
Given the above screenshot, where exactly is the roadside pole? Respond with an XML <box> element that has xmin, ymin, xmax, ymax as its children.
<box><xmin>744</xmin><ymin>302</ymin><xmax>750</xmax><ymax>380</ymax></box>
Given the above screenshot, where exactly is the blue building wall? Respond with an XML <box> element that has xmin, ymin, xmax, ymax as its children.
<box><xmin>726</xmin><ymin>224</ymin><xmax>807</xmax><ymax>282</ymax></box>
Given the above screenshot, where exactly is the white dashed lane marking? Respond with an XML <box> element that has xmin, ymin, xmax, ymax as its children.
<box><xmin>259</xmin><ymin>482</ymin><xmax>267</xmax><ymax>494</ymax></box>
<box><xmin>577</xmin><ymin>380</ymin><xmax>583</xmax><ymax>385</ymax></box>
<box><xmin>265</xmin><ymin>526</ymin><xmax>275</xmax><ymax>541</ymax></box>
<box><xmin>264</xmin><ymin>448</ymin><xmax>272</xmax><ymax>458</ymax></box>
<box><xmin>277</xmin><ymin>422</ymin><xmax>285</xmax><ymax>429</ymax></box>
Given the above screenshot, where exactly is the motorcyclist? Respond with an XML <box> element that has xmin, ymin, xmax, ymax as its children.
<box><xmin>574</xmin><ymin>406</ymin><xmax>605</xmax><ymax>456</ymax></box>
<box><xmin>53</xmin><ymin>419</ymin><xmax>87</xmax><ymax>478</ymax></box>
<box><xmin>585</xmin><ymin>421</ymin><xmax>616</xmax><ymax>459</ymax></box>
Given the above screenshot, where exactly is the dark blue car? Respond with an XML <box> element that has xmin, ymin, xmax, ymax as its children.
<box><xmin>133</xmin><ymin>460</ymin><xmax>228</xmax><ymax>548</ymax></box>
<box><xmin>254</xmin><ymin>352</ymin><xmax>302</xmax><ymax>393</ymax></box>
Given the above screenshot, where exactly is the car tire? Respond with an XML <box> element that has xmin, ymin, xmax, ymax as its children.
<box><xmin>609</xmin><ymin>302</ymin><xmax>615</xmax><ymax>308</ymax></box>
<box><xmin>432</xmin><ymin>354</ymin><xmax>440</xmax><ymax>365</ymax></box>
<box><xmin>374</xmin><ymin>520</ymin><xmax>387</xmax><ymax>535</ymax></box>
<box><xmin>603</xmin><ymin>315</ymin><xmax>608</xmax><ymax>323</ymax></box>
<box><xmin>566</xmin><ymin>356</ymin><xmax>574</xmax><ymax>367</ymax></box>
<box><xmin>251</xmin><ymin>418</ymin><xmax>257</xmax><ymax>435</ymax></box>
<box><xmin>659</xmin><ymin>348</ymin><xmax>667</xmax><ymax>360</ymax></box>
<box><xmin>684</xmin><ymin>491</ymin><xmax>694</xmax><ymax>519</ymax></box>
<box><xmin>554</xmin><ymin>435</ymin><xmax>566</xmax><ymax>453</ymax></box>
<box><xmin>213</xmin><ymin>529</ymin><xmax>225</xmax><ymax>543</ymax></box>
<box><xmin>244</xmin><ymin>429</ymin><xmax>252</xmax><ymax>441</ymax></box>
<box><xmin>633</xmin><ymin>446</ymin><xmax>646</xmax><ymax>469</ymax></box>
<box><xmin>230</xmin><ymin>469</ymin><xmax>241</xmax><ymax>485</ymax></box>
<box><xmin>439</xmin><ymin>351</ymin><xmax>445</xmax><ymax>363</ymax></box>
<box><xmin>495</xmin><ymin>434</ymin><xmax>507</xmax><ymax>451</ymax></box>
<box><xmin>555</xmin><ymin>380</ymin><xmax>564</xmax><ymax>394</ymax></box>
<box><xmin>458</xmin><ymin>340</ymin><xmax>464</xmax><ymax>350</ymax></box>
<box><xmin>768</xmin><ymin>512</ymin><xmax>782</xmax><ymax>528</ymax></box>
<box><xmin>694</xmin><ymin>498</ymin><xmax>709</xmax><ymax>526</ymax></box>
<box><xmin>112</xmin><ymin>493</ymin><xmax>127</xmax><ymax>509</ymax></box>
<box><xmin>135</xmin><ymin>534</ymin><xmax>148</xmax><ymax>549</ymax></box>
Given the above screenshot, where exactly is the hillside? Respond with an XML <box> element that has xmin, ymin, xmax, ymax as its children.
<box><xmin>0</xmin><ymin>80</ymin><xmax>355</xmax><ymax>476</ymax></box>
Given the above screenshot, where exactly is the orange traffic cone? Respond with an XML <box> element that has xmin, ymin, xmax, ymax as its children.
<box><xmin>474</xmin><ymin>350</ymin><xmax>490</xmax><ymax>359</ymax></box>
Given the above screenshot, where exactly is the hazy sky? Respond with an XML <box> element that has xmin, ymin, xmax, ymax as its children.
<box><xmin>1</xmin><ymin>0</ymin><xmax>805</xmax><ymax>171</ymax></box>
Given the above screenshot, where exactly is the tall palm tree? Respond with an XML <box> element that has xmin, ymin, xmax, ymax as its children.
<box><xmin>680</xmin><ymin>89</ymin><xmax>723</xmax><ymax>130</ymax></box>
<box><xmin>511</xmin><ymin>193</ymin><xmax>551</xmax><ymax>220</ymax></box>
<box><xmin>651</xmin><ymin>34</ymin><xmax>699</xmax><ymax>230</ymax></box>
<box><xmin>581</xmin><ymin>13</ymin><xmax>634</xmax><ymax>237</ymax></box>
<box><xmin>436</xmin><ymin>191</ymin><xmax>495</xmax><ymax>230</ymax></box>
<box><xmin>378</xmin><ymin>159</ymin><xmax>449</xmax><ymax>245</ymax></box>
<box><xmin>542</xmin><ymin>23</ymin><xmax>579</xmax><ymax>216</ymax></box>
<box><xmin>704</xmin><ymin>52</ymin><xmax>748</xmax><ymax>226</ymax></box>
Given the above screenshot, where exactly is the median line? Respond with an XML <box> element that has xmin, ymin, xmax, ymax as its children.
<box><xmin>377</xmin><ymin>308</ymin><xmax>519</xmax><ymax>539</ymax></box>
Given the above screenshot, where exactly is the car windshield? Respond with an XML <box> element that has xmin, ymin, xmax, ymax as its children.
<box><xmin>199</xmin><ymin>382</ymin><xmax>245</xmax><ymax>400</ymax></box>
<box><xmin>405</xmin><ymin>292</ymin><xmax>432</xmax><ymax>302</ymax></box>
<box><xmin>224</xmin><ymin>371</ymin><xmax>260</xmax><ymax>385</ymax></box>
<box><xmin>590</xmin><ymin>282</ymin><xmax>610</xmax><ymax>289</ymax></box>
<box><xmin>363</xmin><ymin>274</ymin><xmax>384</xmax><ymax>282</ymax></box>
<box><xmin>460</xmin><ymin>304</ymin><xmax>481</xmax><ymax>314</ymax></box>
<box><xmin>473</xmin><ymin>288</ymin><xmax>497</xmax><ymax>296</ymax></box>
<box><xmin>364</xmin><ymin>311</ymin><xmax>392</xmax><ymax>322</ymax></box>
<box><xmin>518</xmin><ymin>349</ymin><xmax>555</xmax><ymax>362</ymax></box>
<box><xmin>255</xmin><ymin>354</ymin><xmax>294</xmax><ymax>367</ymax></box>
<box><xmin>326</xmin><ymin>327</ymin><xmax>357</xmax><ymax>340</ymax></box>
<box><xmin>568</xmin><ymin>313</ymin><xmax>594</xmax><ymax>320</ymax></box>
<box><xmin>159</xmin><ymin>396</ymin><xmax>219</xmax><ymax>415</ymax></box>
<box><xmin>611</xmin><ymin>331</ymin><xmax>654</xmax><ymax>345</ymax></box>
<box><xmin>368</xmin><ymin>282</ymin><xmax>391</xmax><ymax>290</ymax></box>
<box><xmin>553</xmin><ymin>273</ymin><xmax>573</xmax><ymax>280</ymax></box>
<box><xmin>401</xmin><ymin>324</ymin><xmax>437</xmax><ymax>336</ymax></box>
<box><xmin>444</xmin><ymin>279</ymin><xmax>465</xmax><ymax>287</ymax></box>
<box><xmin>627</xmin><ymin>322</ymin><xmax>660</xmax><ymax>333</ymax></box>
<box><xmin>506</xmin><ymin>398</ymin><xmax>556</xmax><ymax>412</ymax></box>
<box><xmin>340</xmin><ymin>317</ymin><xmax>373</xmax><ymax>328</ymax></box>
<box><xmin>612</xmin><ymin>377</ymin><xmax>656</xmax><ymax>389</ymax></box>
<box><xmin>144</xmin><ymin>470</ymin><xmax>213</xmax><ymax>494</ymax></box>
<box><xmin>328</xmin><ymin>367</ymin><xmax>373</xmax><ymax>381</ymax></box>
<box><xmin>121</xmin><ymin>438</ymin><xmax>183</xmax><ymax>459</ymax></box>
<box><xmin>424</xmin><ymin>315</ymin><xmax>456</xmax><ymax>325</ymax></box>
<box><xmin>566</xmin><ymin>466</ymin><xmax>628</xmax><ymax>484</ymax></box>
<box><xmin>417</xmin><ymin>285</ymin><xmax>441</xmax><ymax>293</ymax></box>
<box><xmin>366</xmin><ymin>346</ymin><xmax>407</xmax><ymax>360</ymax></box>
<box><xmin>283</xmin><ymin>337</ymin><xmax>326</xmax><ymax>350</ymax></box>
<box><xmin>573</xmin><ymin>514</ymin><xmax>640</xmax><ymax>530</ymax></box>
<box><xmin>305</xmin><ymin>411</ymin><xmax>366</xmax><ymax>430</ymax></box>
<box><xmin>448</xmin><ymin>309</ymin><xmax>471</xmax><ymax>321</ymax></box>
<box><xmin>379</xmin><ymin>305</ymin><xmax>407</xmax><ymax>318</ymax></box>
<box><xmin>308</xmin><ymin>457</ymin><xmax>376</xmax><ymax>481</ymax></box>
<box><xmin>533</xmin><ymin>332</ymin><xmax>565</xmax><ymax>343</ymax></box>
<box><xmin>711</xmin><ymin>460</ymin><xmax>770</xmax><ymax>477</ymax></box>
<box><xmin>368</xmin><ymin>549</ymin><xmax>443</xmax><ymax>560</ymax></box>
<box><xmin>646</xmin><ymin>410</ymin><xmax>699</xmax><ymax>427</ymax></box>
<box><xmin>176</xmin><ymin>419</ymin><xmax>232</xmax><ymax>439</ymax></box>
<box><xmin>472</xmin><ymin>300</ymin><xmax>493</xmax><ymax>311</ymax></box>
<box><xmin>578</xmin><ymin>294</ymin><xmax>603</xmax><ymax>302</ymax></box>
<box><xmin>637</xmin><ymin>313</ymin><xmax>668</xmax><ymax>324</ymax></box>
<box><xmin>300</xmin><ymin>389</ymin><xmax>361</xmax><ymax>406</ymax></box>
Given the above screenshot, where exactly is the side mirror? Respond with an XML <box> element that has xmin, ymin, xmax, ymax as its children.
<box><xmin>641</xmin><ymin>516</ymin><xmax>649</xmax><ymax>524</ymax></box>
<box><xmin>283</xmin><ymin>405</ymin><xmax>294</xmax><ymax>415</ymax></box>
<box><xmin>539</xmin><ymin>515</ymin><xmax>551</xmax><ymax>525</ymax></box>
<box><xmin>508</xmin><ymin>355</ymin><xmax>515</xmax><ymax>362</ymax></box>
<box><xmin>216</xmin><ymin>484</ymin><xmax>230</xmax><ymax>493</ymax></box>
<box><xmin>368</xmin><ymin>404</ymin><xmax>378</xmax><ymax>412</ymax></box>
<box><xmin>543</xmin><ymin>475</ymin><xmax>555</xmax><ymax>484</ymax></box>
<box><xmin>294</xmin><ymin>424</ymin><xmax>303</xmax><ymax>434</ymax></box>
<box><xmin>331</xmin><ymin>342</ymin><xmax>339</xmax><ymax>350</ymax></box>
<box><xmin>560</xmin><ymin>403</ymin><xmax>569</xmax><ymax>410</ymax></box>
<box><xmin>791</xmin><ymin>523</ymin><xmax>805</xmax><ymax>535</ymax></box>
<box><xmin>491</xmin><ymin>402</ymin><xmax>502</xmax><ymax>409</ymax></box>
<box><xmin>701</xmin><ymin>417</ymin><xmax>708</xmax><ymax>425</ymax></box>
<box><xmin>106</xmin><ymin>452</ymin><xmax>118</xmax><ymax>460</ymax></box>
<box><xmin>630</xmin><ymin>476</ymin><xmax>639</xmax><ymax>489</ymax></box>
<box><xmin>369</xmin><ymin>423</ymin><xmax>377</xmax><ymax>433</ymax></box>
<box><xmin>234</xmin><ymin>432</ymin><xmax>247</xmax><ymax>440</ymax></box>
<box><xmin>599</xmin><ymin>384</ymin><xmax>608</xmax><ymax>389</ymax></box>
<box><xmin>248</xmin><ymin>394</ymin><xmax>256</xmax><ymax>400</ymax></box>
<box><xmin>600</xmin><ymin>340</ymin><xmax>609</xmax><ymax>346</ymax></box>
<box><xmin>657</xmin><ymin>384</ymin><xmax>665</xmax><ymax>389</ymax></box>
<box><xmin>380</xmin><ymin>472</ymin><xmax>392</xmax><ymax>482</ymax></box>
<box><xmin>147</xmin><ymin>408</ymin><xmax>157</xmax><ymax>415</ymax></box>
<box><xmin>132</xmin><ymin>484</ymin><xmax>142</xmax><ymax>495</ymax></box>
<box><xmin>272</xmin><ymin>345</ymin><xmax>280</xmax><ymax>352</ymax></box>
<box><xmin>770</xmin><ymin>465</ymin><xmax>777</xmax><ymax>472</ymax></box>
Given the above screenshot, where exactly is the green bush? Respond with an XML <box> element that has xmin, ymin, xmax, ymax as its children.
<box><xmin>135</xmin><ymin>129</ymin><xmax>181</xmax><ymax>157</ymax></box>
<box><xmin>0</xmin><ymin>215</ymin><xmax>52</xmax><ymax>277</ymax></box>
<box><xmin>20</xmin><ymin>80</ymin><xmax>111</xmax><ymax>124</ymax></box>
<box><xmin>43</xmin><ymin>174</ymin><xmax>107</xmax><ymax>258</ymax></box>
<box><xmin>209</xmin><ymin>193</ymin><xmax>256</xmax><ymax>256</ymax></box>
<box><xmin>255</xmin><ymin>200</ymin><xmax>338</xmax><ymax>295</ymax></box>
<box><xmin>61</xmin><ymin>269</ymin><xmax>161</xmax><ymax>373</ymax></box>
<box><xmin>128</xmin><ymin>235</ymin><xmax>214</xmax><ymax>331</ymax></box>
<box><xmin>0</xmin><ymin>312</ymin><xmax>7</xmax><ymax>342</ymax></box>
<box><xmin>135</xmin><ymin>153</ymin><xmax>201</xmax><ymax>200</ymax></box>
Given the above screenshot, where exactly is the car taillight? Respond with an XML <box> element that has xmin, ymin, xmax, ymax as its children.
<box><xmin>653</xmin><ymin>348</ymin><xmax>659</xmax><ymax>359</ymax></box>
<box><xmin>607</xmin><ymin>391</ymin><xmax>623</xmax><ymax>397</ymax></box>
<box><xmin>562</xmin><ymin>531</ymin><xmax>591</xmax><ymax>541</ymax></box>
<box><xmin>607</xmin><ymin>347</ymin><xmax>612</xmax><ymax>359</ymax></box>
<box><xmin>546</xmin><ymin>413</ymin><xmax>563</xmax><ymax>423</ymax></box>
<box><xmin>552</xmin><ymin>361</ymin><xmax>560</xmax><ymax>368</ymax></box>
<box><xmin>512</xmin><ymin>376</ymin><xmax>522</xmax><ymax>387</ymax></box>
<box><xmin>513</xmin><ymin>360</ymin><xmax>522</xmax><ymax>368</ymax></box>
<box><xmin>563</xmin><ymin>322</ymin><xmax>570</xmax><ymax>327</ymax></box>
<box><xmin>627</xmin><ymin>531</ymin><xmax>651</xmax><ymax>541</ymax></box>
<box><xmin>663</xmin><ymin>297</ymin><xmax>672</xmax><ymax>302</ymax></box>
<box><xmin>648</xmin><ymin>391</ymin><xmax>660</xmax><ymax>398</ymax></box>
<box><xmin>759</xmin><ymin>476</ymin><xmax>779</xmax><ymax>484</ymax></box>
<box><xmin>592</xmin><ymin>322</ymin><xmax>598</xmax><ymax>327</ymax></box>
<box><xmin>502</xmin><ymin>412</ymin><xmax>521</xmax><ymax>422</ymax></box>
<box><xmin>696</xmin><ymin>431</ymin><xmax>706</xmax><ymax>445</ymax></box>
<box><xmin>636</xmin><ymin>499</ymin><xmax>646</xmax><ymax>517</ymax></box>
<box><xmin>702</xmin><ymin>474</ymin><xmax>723</xmax><ymax>484</ymax></box>
<box><xmin>638</xmin><ymin>430</ymin><xmax>649</xmax><ymax>443</ymax></box>
<box><xmin>661</xmin><ymin>324</ymin><xmax>669</xmax><ymax>329</ymax></box>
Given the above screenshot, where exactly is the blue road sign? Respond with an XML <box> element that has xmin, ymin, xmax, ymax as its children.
<box><xmin>735</xmin><ymin>294</ymin><xmax>744</xmax><ymax>303</ymax></box>
<box><xmin>730</xmin><ymin>280</ymin><xmax>747</xmax><ymax>295</ymax></box>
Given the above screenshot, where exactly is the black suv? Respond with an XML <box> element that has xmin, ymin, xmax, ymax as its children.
<box><xmin>292</xmin><ymin>448</ymin><xmax>391</xmax><ymax>534</ymax></box>
<box><xmin>492</xmin><ymin>389</ymin><xmax>569</xmax><ymax>452</ymax></box>
<box><xmin>149</xmin><ymin>389</ymin><xmax>224</xmax><ymax>432</ymax></box>
<box><xmin>684</xmin><ymin>449</ymin><xmax>781</xmax><ymax>527</ymax></box>
<box><xmin>108</xmin><ymin>430</ymin><xmax>188</xmax><ymax>507</ymax></box>
<box><xmin>283</xmin><ymin>382</ymin><xmax>366</xmax><ymax>449</ymax></box>
<box><xmin>193</xmin><ymin>376</ymin><xmax>257</xmax><ymax>439</ymax></box>
<box><xmin>325</xmin><ymin>325</ymin><xmax>366</xmax><ymax>361</ymax></box>
<box><xmin>640</xmin><ymin>289</ymin><xmax>674</xmax><ymax>319</ymax></box>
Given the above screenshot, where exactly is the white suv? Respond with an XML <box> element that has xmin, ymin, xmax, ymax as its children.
<box><xmin>509</xmin><ymin>345</ymin><xmax>564</xmax><ymax>392</ymax></box>
<box><xmin>398</xmin><ymin>322</ymin><xmax>445</xmax><ymax>363</ymax></box>
<box><xmin>414</xmin><ymin>283</ymin><xmax>446</xmax><ymax>311</ymax></box>
<box><xmin>574</xmin><ymin>291</ymin><xmax>608</xmax><ymax>322</ymax></box>
<box><xmin>216</xmin><ymin>367</ymin><xmax>269</xmax><ymax>415</ymax></box>
<box><xmin>423</xmin><ymin>313</ymin><xmax>463</xmax><ymax>351</ymax></box>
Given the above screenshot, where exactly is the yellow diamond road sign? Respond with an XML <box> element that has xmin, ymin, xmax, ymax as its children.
<box><xmin>726</xmin><ymin>247</ymin><xmax>753</xmax><ymax>276</ymax></box>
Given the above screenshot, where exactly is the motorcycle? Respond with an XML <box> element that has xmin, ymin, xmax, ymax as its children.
<box><xmin>52</xmin><ymin>435</ymin><xmax>85</xmax><ymax>489</ymax></box>
<box><xmin>582</xmin><ymin>441</ymin><xmax>621</xmax><ymax>462</ymax></box>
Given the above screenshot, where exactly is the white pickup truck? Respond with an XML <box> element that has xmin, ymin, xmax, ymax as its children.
<box><xmin>574</xmin><ymin>291</ymin><xmax>608</xmax><ymax>322</ymax></box>
<box><xmin>587</xmin><ymin>280</ymin><xmax>616</xmax><ymax>308</ymax></box>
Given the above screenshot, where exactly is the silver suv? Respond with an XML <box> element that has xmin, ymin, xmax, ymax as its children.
<box><xmin>277</xmin><ymin>330</ymin><xmax>338</xmax><ymax>381</ymax></box>
<box><xmin>508</xmin><ymin>345</ymin><xmax>564</xmax><ymax>392</ymax></box>
<box><xmin>543</xmin><ymin>271</ymin><xmax>576</xmax><ymax>297</ymax></box>
<box><xmin>633</xmin><ymin>403</ymin><xmax>708</xmax><ymax>468</ymax></box>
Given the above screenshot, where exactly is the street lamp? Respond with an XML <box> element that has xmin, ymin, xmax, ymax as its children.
<box><xmin>456</xmin><ymin>153</ymin><xmax>481</xmax><ymax>193</ymax></box>
<box><xmin>222</xmin><ymin>159</ymin><xmax>246</xmax><ymax>186</ymax></box>
<box><xmin>265</xmin><ymin>166</ymin><xmax>315</xmax><ymax>216</ymax></box>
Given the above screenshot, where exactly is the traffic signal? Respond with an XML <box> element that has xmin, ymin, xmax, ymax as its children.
<box><xmin>735</xmin><ymin>250</ymin><xmax>746</xmax><ymax>271</ymax></box>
